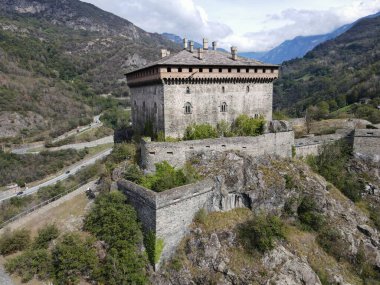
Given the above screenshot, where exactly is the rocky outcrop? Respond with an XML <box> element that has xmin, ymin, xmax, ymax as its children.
<box><xmin>153</xmin><ymin>152</ymin><xmax>380</xmax><ymax>284</ymax></box>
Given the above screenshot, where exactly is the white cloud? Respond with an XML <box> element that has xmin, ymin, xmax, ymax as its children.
<box><xmin>84</xmin><ymin>0</ymin><xmax>380</xmax><ymax>52</ymax></box>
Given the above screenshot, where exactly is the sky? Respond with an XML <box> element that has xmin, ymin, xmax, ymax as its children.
<box><xmin>84</xmin><ymin>0</ymin><xmax>380</xmax><ymax>52</ymax></box>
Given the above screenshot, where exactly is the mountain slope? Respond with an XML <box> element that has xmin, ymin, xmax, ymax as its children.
<box><xmin>241</xmin><ymin>12</ymin><xmax>380</xmax><ymax>64</ymax></box>
<box><xmin>273</xmin><ymin>14</ymin><xmax>380</xmax><ymax>117</ymax></box>
<box><xmin>0</xmin><ymin>0</ymin><xmax>180</xmax><ymax>140</ymax></box>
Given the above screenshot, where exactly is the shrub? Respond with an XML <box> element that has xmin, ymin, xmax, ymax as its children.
<box><xmin>140</xmin><ymin>161</ymin><xmax>199</xmax><ymax>192</ymax></box>
<box><xmin>0</xmin><ymin>229</ymin><xmax>31</xmax><ymax>255</ymax></box>
<box><xmin>317</xmin><ymin>227</ymin><xmax>349</xmax><ymax>261</ymax></box>
<box><xmin>144</xmin><ymin>231</ymin><xmax>164</xmax><ymax>265</ymax></box>
<box><xmin>231</xmin><ymin>114</ymin><xmax>266</xmax><ymax>136</ymax></box>
<box><xmin>52</xmin><ymin>233</ymin><xmax>99</xmax><ymax>284</ymax></box>
<box><xmin>184</xmin><ymin>123</ymin><xmax>218</xmax><ymax>140</ymax></box>
<box><xmin>84</xmin><ymin>192</ymin><xmax>147</xmax><ymax>284</ymax></box>
<box><xmin>194</xmin><ymin>208</ymin><xmax>208</xmax><ymax>225</ymax></box>
<box><xmin>238</xmin><ymin>213</ymin><xmax>285</xmax><ymax>253</ymax></box>
<box><xmin>5</xmin><ymin>249</ymin><xmax>52</xmax><ymax>282</ymax></box>
<box><xmin>297</xmin><ymin>197</ymin><xmax>325</xmax><ymax>231</ymax></box>
<box><xmin>216</xmin><ymin>120</ymin><xmax>233</xmax><ymax>137</ymax></box>
<box><xmin>33</xmin><ymin>225</ymin><xmax>59</xmax><ymax>249</ymax></box>
<box><xmin>124</xmin><ymin>164</ymin><xmax>144</xmax><ymax>183</ymax></box>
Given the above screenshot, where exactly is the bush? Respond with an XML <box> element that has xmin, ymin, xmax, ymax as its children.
<box><xmin>5</xmin><ymin>249</ymin><xmax>52</xmax><ymax>282</ymax></box>
<box><xmin>0</xmin><ymin>229</ymin><xmax>31</xmax><ymax>255</ymax></box>
<box><xmin>194</xmin><ymin>208</ymin><xmax>208</xmax><ymax>225</ymax></box>
<box><xmin>84</xmin><ymin>192</ymin><xmax>147</xmax><ymax>284</ymax></box>
<box><xmin>317</xmin><ymin>227</ymin><xmax>351</xmax><ymax>262</ymax></box>
<box><xmin>297</xmin><ymin>197</ymin><xmax>325</xmax><ymax>231</ymax></box>
<box><xmin>33</xmin><ymin>225</ymin><xmax>59</xmax><ymax>249</ymax></box>
<box><xmin>184</xmin><ymin>123</ymin><xmax>218</xmax><ymax>140</ymax></box>
<box><xmin>307</xmin><ymin>140</ymin><xmax>363</xmax><ymax>202</ymax></box>
<box><xmin>52</xmin><ymin>233</ymin><xmax>99</xmax><ymax>284</ymax></box>
<box><xmin>216</xmin><ymin>120</ymin><xmax>234</xmax><ymax>137</ymax></box>
<box><xmin>124</xmin><ymin>164</ymin><xmax>144</xmax><ymax>183</ymax></box>
<box><xmin>140</xmin><ymin>161</ymin><xmax>199</xmax><ymax>192</ymax></box>
<box><xmin>144</xmin><ymin>231</ymin><xmax>164</xmax><ymax>265</ymax></box>
<box><xmin>231</xmin><ymin>114</ymin><xmax>266</xmax><ymax>136</ymax></box>
<box><xmin>238</xmin><ymin>213</ymin><xmax>285</xmax><ymax>253</ymax></box>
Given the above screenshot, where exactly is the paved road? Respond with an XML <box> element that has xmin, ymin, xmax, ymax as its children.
<box><xmin>49</xmin><ymin>135</ymin><xmax>114</xmax><ymax>151</ymax></box>
<box><xmin>11</xmin><ymin>114</ymin><xmax>103</xmax><ymax>154</ymax></box>
<box><xmin>0</xmin><ymin>148</ymin><xmax>112</xmax><ymax>202</ymax></box>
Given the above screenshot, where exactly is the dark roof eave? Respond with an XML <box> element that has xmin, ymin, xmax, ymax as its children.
<box><xmin>126</xmin><ymin>62</ymin><xmax>280</xmax><ymax>75</ymax></box>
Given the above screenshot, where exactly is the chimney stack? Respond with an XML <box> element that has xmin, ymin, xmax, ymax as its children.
<box><xmin>189</xmin><ymin>41</ymin><xmax>194</xmax><ymax>52</ymax></box>
<box><xmin>203</xmin><ymin>38</ymin><xmax>208</xmax><ymax>50</ymax></box>
<box><xmin>231</xmin><ymin>46</ymin><xmax>237</xmax><ymax>60</ymax></box>
<box><xmin>212</xmin><ymin>41</ymin><xmax>217</xmax><ymax>50</ymax></box>
<box><xmin>161</xmin><ymin>49</ymin><xmax>167</xmax><ymax>58</ymax></box>
<box><xmin>198</xmin><ymin>48</ymin><xmax>203</xmax><ymax>60</ymax></box>
<box><xmin>183</xmin><ymin>38</ymin><xmax>188</xmax><ymax>49</ymax></box>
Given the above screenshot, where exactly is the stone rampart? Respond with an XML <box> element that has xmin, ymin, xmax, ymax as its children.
<box><xmin>353</xmin><ymin>129</ymin><xmax>380</xmax><ymax>162</ymax></box>
<box><xmin>141</xmin><ymin>131</ymin><xmax>294</xmax><ymax>171</ymax></box>
<box><xmin>117</xmin><ymin>178</ymin><xmax>215</xmax><ymax>265</ymax></box>
<box><xmin>294</xmin><ymin>129</ymin><xmax>352</xmax><ymax>157</ymax></box>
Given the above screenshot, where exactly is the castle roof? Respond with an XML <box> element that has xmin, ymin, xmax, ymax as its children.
<box><xmin>127</xmin><ymin>49</ymin><xmax>277</xmax><ymax>75</ymax></box>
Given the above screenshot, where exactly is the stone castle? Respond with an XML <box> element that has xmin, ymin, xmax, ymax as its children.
<box><xmin>126</xmin><ymin>38</ymin><xmax>279</xmax><ymax>138</ymax></box>
<box><xmin>122</xmin><ymin>39</ymin><xmax>380</xmax><ymax>268</ymax></box>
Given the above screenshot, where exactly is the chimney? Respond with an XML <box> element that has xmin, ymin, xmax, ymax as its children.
<box><xmin>231</xmin><ymin>46</ymin><xmax>237</xmax><ymax>60</ymax></box>
<box><xmin>198</xmin><ymin>48</ymin><xmax>203</xmax><ymax>60</ymax></box>
<box><xmin>189</xmin><ymin>41</ymin><xmax>194</xmax><ymax>52</ymax></box>
<box><xmin>183</xmin><ymin>38</ymin><xmax>188</xmax><ymax>49</ymax></box>
<box><xmin>212</xmin><ymin>41</ymin><xmax>217</xmax><ymax>50</ymax></box>
<box><xmin>161</xmin><ymin>49</ymin><xmax>167</xmax><ymax>58</ymax></box>
<box><xmin>203</xmin><ymin>38</ymin><xmax>208</xmax><ymax>50</ymax></box>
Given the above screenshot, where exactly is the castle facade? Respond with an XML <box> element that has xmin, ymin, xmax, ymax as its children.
<box><xmin>126</xmin><ymin>39</ymin><xmax>279</xmax><ymax>138</ymax></box>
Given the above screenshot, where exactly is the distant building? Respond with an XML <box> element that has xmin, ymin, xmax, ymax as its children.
<box><xmin>125</xmin><ymin>39</ymin><xmax>279</xmax><ymax>138</ymax></box>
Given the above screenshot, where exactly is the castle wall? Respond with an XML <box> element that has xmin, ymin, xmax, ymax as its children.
<box><xmin>163</xmin><ymin>83</ymin><xmax>273</xmax><ymax>138</ymax></box>
<box><xmin>294</xmin><ymin>130</ymin><xmax>352</xmax><ymax>157</ymax></box>
<box><xmin>130</xmin><ymin>84</ymin><xmax>164</xmax><ymax>135</ymax></box>
<box><xmin>141</xmin><ymin>131</ymin><xmax>294</xmax><ymax>171</ymax></box>
<box><xmin>353</xmin><ymin>129</ymin><xmax>380</xmax><ymax>162</ymax></box>
<box><xmin>117</xmin><ymin>178</ymin><xmax>215</xmax><ymax>266</ymax></box>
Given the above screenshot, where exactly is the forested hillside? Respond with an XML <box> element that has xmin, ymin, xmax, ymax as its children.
<box><xmin>274</xmin><ymin>15</ymin><xmax>380</xmax><ymax>122</ymax></box>
<box><xmin>0</xmin><ymin>0</ymin><xmax>179</xmax><ymax>141</ymax></box>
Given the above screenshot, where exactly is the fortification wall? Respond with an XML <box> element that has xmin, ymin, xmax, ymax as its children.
<box><xmin>141</xmin><ymin>131</ymin><xmax>294</xmax><ymax>171</ymax></box>
<box><xmin>117</xmin><ymin>178</ymin><xmax>215</xmax><ymax>266</ymax></box>
<box><xmin>353</xmin><ymin>129</ymin><xmax>380</xmax><ymax>162</ymax></box>
<box><xmin>294</xmin><ymin>129</ymin><xmax>352</xmax><ymax>157</ymax></box>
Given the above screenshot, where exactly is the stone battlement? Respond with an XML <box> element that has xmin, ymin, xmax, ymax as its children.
<box><xmin>141</xmin><ymin>131</ymin><xmax>295</xmax><ymax>171</ymax></box>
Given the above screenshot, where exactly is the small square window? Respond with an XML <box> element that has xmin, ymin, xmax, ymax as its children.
<box><xmin>228</xmin><ymin>68</ymin><xmax>231</xmax><ymax>73</ymax></box>
<box><xmin>167</xmin><ymin>67</ymin><xmax>171</xmax><ymax>72</ymax></box>
<box><xmin>178</xmin><ymin>67</ymin><xmax>182</xmax><ymax>72</ymax></box>
<box><xmin>219</xmin><ymin>68</ymin><xmax>222</xmax><ymax>72</ymax></box>
<box><xmin>209</xmin><ymin>68</ymin><xmax>213</xmax><ymax>72</ymax></box>
<box><xmin>237</xmin><ymin>68</ymin><xmax>240</xmax><ymax>73</ymax></box>
<box><xmin>246</xmin><ymin>68</ymin><xmax>249</xmax><ymax>73</ymax></box>
<box><xmin>189</xmin><ymin>68</ymin><xmax>193</xmax><ymax>72</ymax></box>
<box><xmin>199</xmin><ymin>68</ymin><xmax>203</xmax><ymax>72</ymax></box>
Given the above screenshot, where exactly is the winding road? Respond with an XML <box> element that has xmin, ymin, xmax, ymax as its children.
<box><xmin>0</xmin><ymin>148</ymin><xmax>112</xmax><ymax>203</ymax></box>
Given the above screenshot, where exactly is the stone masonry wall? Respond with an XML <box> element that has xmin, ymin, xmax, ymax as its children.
<box><xmin>141</xmin><ymin>131</ymin><xmax>294</xmax><ymax>171</ymax></box>
<box><xmin>353</xmin><ymin>129</ymin><xmax>380</xmax><ymax>162</ymax></box>
<box><xmin>294</xmin><ymin>129</ymin><xmax>352</xmax><ymax>157</ymax></box>
<box><xmin>163</xmin><ymin>83</ymin><xmax>273</xmax><ymax>138</ymax></box>
<box><xmin>117</xmin><ymin>178</ymin><xmax>215</xmax><ymax>266</ymax></box>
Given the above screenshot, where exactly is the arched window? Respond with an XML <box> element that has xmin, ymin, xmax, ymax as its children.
<box><xmin>246</xmin><ymin>86</ymin><xmax>250</xmax><ymax>93</ymax></box>
<box><xmin>220</xmin><ymin>102</ymin><xmax>227</xmax><ymax>113</ymax></box>
<box><xmin>184</xmin><ymin>102</ymin><xmax>192</xmax><ymax>114</ymax></box>
<box><xmin>186</xmin><ymin>86</ymin><xmax>190</xmax><ymax>94</ymax></box>
<box><xmin>222</xmin><ymin>86</ymin><xmax>225</xmax><ymax>93</ymax></box>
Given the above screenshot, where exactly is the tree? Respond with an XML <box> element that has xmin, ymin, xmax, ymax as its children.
<box><xmin>52</xmin><ymin>233</ymin><xmax>99</xmax><ymax>284</ymax></box>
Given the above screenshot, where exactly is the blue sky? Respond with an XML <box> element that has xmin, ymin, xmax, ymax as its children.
<box><xmin>84</xmin><ymin>0</ymin><xmax>380</xmax><ymax>51</ymax></box>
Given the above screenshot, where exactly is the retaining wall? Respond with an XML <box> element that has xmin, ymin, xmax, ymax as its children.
<box><xmin>353</xmin><ymin>129</ymin><xmax>380</xmax><ymax>162</ymax></box>
<box><xmin>141</xmin><ymin>131</ymin><xmax>294</xmax><ymax>171</ymax></box>
<box><xmin>294</xmin><ymin>129</ymin><xmax>352</xmax><ymax>157</ymax></box>
<box><xmin>117</xmin><ymin>178</ymin><xmax>215</xmax><ymax>265</ymax></box>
